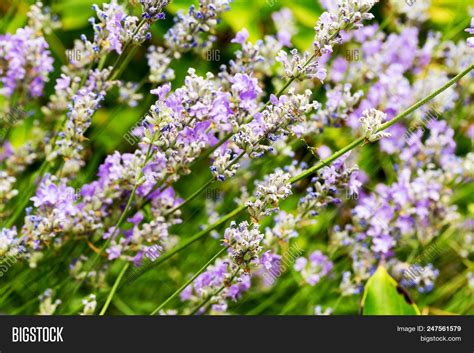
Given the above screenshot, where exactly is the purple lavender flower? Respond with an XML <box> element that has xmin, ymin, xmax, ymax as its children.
<box><xmin>295</xmin><ymin>250</ymin><xmax>333</xmax><ymax>286</ymax></box>
<box><xmin>231</xmin><ymin>28</ymin><xmax>249</xmax><ymax>47</ymax></box>
<box><xmin>0</xmin><ymin>28</ymin><xmax>53</xmax><ymax>97</ymax></box>
<box><xmin>180</xmin><ymin>258</ymin><xmax>250</xmax><ymax>314</ymax></box>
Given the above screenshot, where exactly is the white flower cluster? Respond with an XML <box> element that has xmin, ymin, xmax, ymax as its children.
<box><xmin>276</xmin><ymin>49</ymin><xmax>327</xmax><ymax>82</ymax></box>
<box><xmin>232</xmin><ymin>89</ymin><xmax>320</xmax><ymax>158</ymax></box>
<box><xmin>38</xmin><ymin>289</ymin><xmax>61</xmax><ymax>315</ymax></box>
<box><xmin>147</xmin><ymin>46</ymin><xmax>175</xmax><ymax>84</ymax></box>
<box><xmin>210</xmin><ymin>149</ymin><xmax>240</xmax><ymax>181</ymax></box>
<box><xmin>223</xmin><ymin>221</ymin><xmax>264</xmax><ymax>270</ymax></box>
<box><xmin>313</xmin><ymin>0</ymin><xmax>378</xmax><ymax>54</ymax></box>
<box><xmin>247</xmin><ymin>170</ymin><xmax>292</xmax><ymax>222</ymax></box>
<box><xmin>359</xmin><ymin>108</ymin><xmax>391</xmax><ymax>142</ymax></box>
<box><xmin>80</xmin><ymin>294</ymin><xmax>97</xmax><ymax>315</ymax></box>
<box><xmin>0</xmin><ymin>171</ymin><xmax>18</xmax><ymax>217</ymax></box>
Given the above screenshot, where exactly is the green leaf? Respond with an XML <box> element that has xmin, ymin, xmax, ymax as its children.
<box><xmin>361</xmin><ymin>266</ymin><xmax>420</xmax><ymax>315</ymax></box>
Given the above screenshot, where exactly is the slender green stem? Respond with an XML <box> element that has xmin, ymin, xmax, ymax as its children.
<box><xmin>100</xmin><ymin>262</ymin><xmax>130</xmax><ymax>315</ymax></box>
<box><xmin>164</xmin><ymin>178</ymin><xmax>215</xmax><ymax>217</ymax></box>
<box><xmin>150</xmin><ymin>247</ymin><xmax>227</xmax><ymax>315</ymax></box>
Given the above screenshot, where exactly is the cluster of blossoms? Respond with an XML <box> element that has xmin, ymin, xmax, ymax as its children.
<box><xmin>42</xmin><ymin>0</ymin><xmax>169</xmax><ymax>174</ymax></box>
<box><xmin>180</xmin><ymin>258</ymin><xmax>251</xmax><ymax>313</ymax></box>
<box><xmin>223</xmin><ymin>221</ymin><xmax>264</xmax><ymax>271</ymax></box>
<box><xmin>399</xmin><ymin>264</ymin><xmax>439</xmax><ymax>293</ymax></box>
<box><xmin>0</xmin><ymin>2</ymin><xmax>56</xmax><ymax>98</ymax></box>
<box><xmin>165</xmin><ymin>0</ymin><xmax>231</xmax><ymax>56</ymax></box>
<box><xmin>146</xmin><ymin>0</ymin><xmax>231</xmax><ymax>84</ymax></box>
<box><xmin>294</xmin><ymin>250</ymin><xmax>333</xmax><ymax>286</ymax></box>
<box><xmin>80</xmin><ymin>294</ymin><xmax>97</xmax><ymax>315</ymax></box>
<box><xmin>225</xmin><ymin>22</ymin><xmax>288</xmax><ymax>79</ymax></box>
<box><xmin>50</xmin><ymin>68</ymin><xmax>117</xmax><ymax>173</ymax></box>
<box><xmin>359</xmin><ymin>108</ymin><xmax>391</xmax><ymax>142</ymax></box>
<box><xmin>139</xmin><ymin>0</ymin><xmax>169</xmax><ymax>21</ymax></box>
<box><xmin>0</xmin><ymin>227</ymin><xmax>23</xmax><ymax>258</ymax></box>
<box><xmin>207</xmin><ymin>0</ymin><xmax>379</xmax><ymax>181</ymax></box>
<box><xmin>298</xmin><ymin>156</ymin><xmax>360</xmax><ymax>217</ymax></box>
<box><xmin>333</xmin><ymin>119</ymin><xmax>467</xmax><ymax>294</ymax></box>
<box><xmin>186</xmin><ymin>152</ymin><xmax>361</xmax><ymax>312</ymax></box>
<box><xmin>230</xmin><ymin>89</ymin><xmax>320</xmax><ymax>160</ymax></box>
<box><xmin>322</xmin><ymin>17</ymin><xmax>471</xmax><ymax>132</ymax></box>
<box><xmin>73</xmin><ymin>0</ymin><xmax>167</xmax><ymax>65</ymax></box>
<box><xmin>276</xmin><ymin>0</ymin><xmax>378</xmax><ymax>82</ymax></box>
<box><xmin>246</xmin><ymin>170</ymin><xmax>292</xmax><ymax>221</ymax></box>
<box><xmin>22</xmin><ymin>175</ymin><xmax>79</xmax><ymax>255</ymax></box>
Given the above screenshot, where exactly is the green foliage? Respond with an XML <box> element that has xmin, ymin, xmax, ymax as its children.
<box><xmin>362</xmin><ymin>267</ymin><xmax>420</xmax><ymax>316</ymax></box>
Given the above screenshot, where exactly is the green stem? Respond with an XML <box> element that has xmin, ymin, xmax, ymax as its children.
<box><xmin>164</xmin><ymin>178</ymin><xmax>215</xmax><ymax>217</ymax></box>
<box><xmin>150</xmin><ymin>247</ymin><xmax>227</xmax><ymax>315</ymax></box>
<box><xmin>100</xmin><ymin>262</ymin><xmax>130</xmax><ymax>315</ymax></box>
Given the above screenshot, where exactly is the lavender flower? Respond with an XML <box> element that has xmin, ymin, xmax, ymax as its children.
<box><xmin>313</xmin><ymin>0</ymin><xmax>377</xmax><ymax>54</ymax></box>
<box><xmin>164</xmin><ymin>0</ymin><xmax>232</xmax><ymax>57</ymax></box>
<box><xmin>0</xmin><ymin>27</ymin><xmax>53</xmax><ymax>97</ymax></box>
<box><xmin>23</xmin><ymin>174</ymin><xmax>79</xmax><ymax>251</ymax></box>
<box><xmin>0</xmin><ymin>227</ymin><xmax>22</xmax><ymax>258</ymax></box>
<box><xmin>298</xmin><ymin>154</ymin><xmax>360</xmax><ymax>217</ymax></box>
<box><xmin>277</xmin><ymin>49</ymin><xmax>327</xmax><ymax>82</ymax></box>
<box><xmin>231</xmin><ymin>89</ymin><xmax>319</xmax><ymax>159</ymax></box>
<box><xmin>118</xmin><ymin>81</ymin><xmax>144</xmax><ymax>107</ymax></box>
<box><xmin>147</xmin><ymin>46</ymin><xmax>175</xmax><ymax>84</ymax></box>
<box><xmin>272</xmin><ymin>8</ymin><xmax>296</xmax><ymax>47</ymax></box>
<box><xmin>223</xmin><ymin>221</ymin><xmax>264</xmax><ymax>270</ymax></box>
<box><xmin>139</xmin><ymin>0</ymin><xmax>169</xmax><ymax>21</ymax></box>
<box><xmin>246</xmin><ymin>169</ymin><xmax>292</xmax><ymax>222</ymax></box>
<box><xmin>332</xmin><ymin>121</ymin><xmax>466</xmax><ymax>293</ymax></box>
<box><xmin>0</xmin><ymin>172</ymin><xmax>18</xmax><ymax>218</ymax></box>
<box><xmin>400</xmin><ymin>264</ymin><xmax>439</xmax><ymax>293</ymax></box>
<box><xmin>51</xmin><ymin>67</ymin><xmax>117</xmax><ymax>174</ymax></box>
<box><xmin>180</xmin><ymin>257</ymin><xmax>250</xmax><ymax>313</ymax></box>
<box><xmin>359</xmin><ymin>108</ymin><xmax>391</xmax><ymax>142</ymax></box>
<box><xmin>294</xmin><ymin>250</ymin><xmax>333</xmax><ymax>286</ymax></box>
<box><xmin>466</xmin><ymin>18</ymin><xmax>474</xmax><ymax>48</ymax></box>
